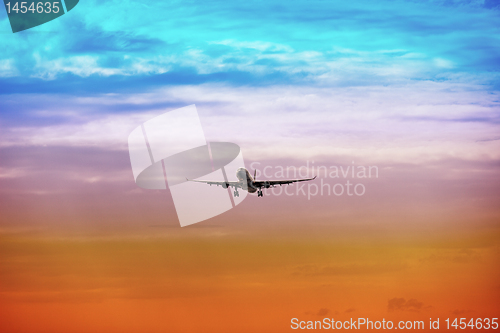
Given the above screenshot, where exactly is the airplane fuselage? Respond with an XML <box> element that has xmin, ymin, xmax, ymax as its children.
<box><xmin>188</xmin><ymin>167</ymin><xmax>315</xmax><ymax>198</ymax></box>
<box><xmin>236</xmin><ymin>167</ymin><xmax>258</xmax><ymax>193</ymax></box>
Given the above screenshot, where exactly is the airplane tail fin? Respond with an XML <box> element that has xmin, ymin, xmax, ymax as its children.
<box><xmin>254</xmin><ymin>169</ymin><xmax>257</xmax><ymax>180</ymax></box>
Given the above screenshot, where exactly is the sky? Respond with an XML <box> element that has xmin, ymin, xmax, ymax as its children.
<box><xmin>0</xmin><ymin>0</ymin><xmax>499</xmax><ymax>332</ymax></box>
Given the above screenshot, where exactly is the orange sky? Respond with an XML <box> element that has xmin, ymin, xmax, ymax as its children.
<box><xmin>1</xmin><ymin>224</ymin><xmax>499</xmax><ymax>332</ymax></box>
<box><xmin>1</xmin><ymin>149</ymin><xmax>499</xmax><ymax>333</ymax></box>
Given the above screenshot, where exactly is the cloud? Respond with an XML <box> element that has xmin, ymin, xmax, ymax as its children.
<box><xmin>452</xmin><ymin>309</ymin><xmax>474</xmax><ymax>315</ymax></box>
<box><xmin>476</xmin><ymin>136</ymin><xmax>500</xmax><ymax>142</ymax></box>
<box><xmin>0</xmin><ymin>59</ymin><xmax>18</xmax><ymax>77</ymax></box>
<box><xmin>317</xmin><ymin>308</ymin><xmax>329</xmax><ymax>316</ymax></box>
<box><xmin>1</xmin><ymin>83</ymin><xmax>499</xmax><ymax>163</ymax></box>
<box><xmin>398</xmin><ymin>115</ymin><xmax>500</xmax><ymax>125</ymax></box>
<box><xmin>388</xmin><ymin>298</ymin><xmax>424</xmax><ymax>312</ymax></box>
<box><xmin>293</xmin><ymin>263</ymin><xmax>405</xmax><ymax>276</ymax></box>
<box><xmin>420</xmin><ymin>249</ymin><xmax>483</xmax><ymax>264</ymax></box>
<box><xmin>484</xmin><ymin>0</ymin><xmax>500</xmax><ymax>9</ymax></box>
<box><xmin>0</xmin><ymin>0</ymin><xmax>498</xmax><ymax>87</ymax></box>
<box><xmin>211</xmin><ymin>40</ymin><xmax>294</xmax><ymax>53</ymax></box>
<box><xmin>33</xmin><ymin>55</ymin><xmax>124</xmax><ymax>80</ymax></box>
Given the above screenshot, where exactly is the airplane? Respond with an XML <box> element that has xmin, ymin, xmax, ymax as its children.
<box><xmin>187</xmin><ymin>167</ymin><xmax>316</xmax><ymax>197</ymax></box>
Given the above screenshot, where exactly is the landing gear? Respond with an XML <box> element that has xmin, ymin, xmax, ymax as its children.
<box><xmin>257</xmin><ymin>190</ymin><xmax>263</xmax><ymax>197</ymax></box>
<box><xmin>233</xmin><ymin>190</ymin><xmax>239</xmax><ymax>197</ymax></box>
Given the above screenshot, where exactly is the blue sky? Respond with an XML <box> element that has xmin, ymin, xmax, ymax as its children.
<box><xmin>0</xmin><ymin>0</ymin><xmax>499</xmax><ymax>161</ymax></box>
<box><xmin>1</xmin><ymin>0</ymin><xmax>499</xmax><ymax>91</ymax></box>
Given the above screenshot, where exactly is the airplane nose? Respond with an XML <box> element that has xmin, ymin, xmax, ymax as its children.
<box><xmin>236</xmin><ymin>168</ymin><xmax>246</xmax><ymax>178</ymax></box>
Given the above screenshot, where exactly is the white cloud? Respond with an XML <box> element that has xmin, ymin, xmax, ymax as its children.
<box><xmin>433</xmin><ymin>58</ymin><xmax>454</xmax><ymax>69</ymax></box>
<box><xmin>0</xmin><ymin>59</ymin><xmax>19</xmax><ymax>77</ymax></box>
<box><xmin>2</xmin><ymin>81</ymin><xmax>499</xmax><ymax>164</ymax></box>
<box><xmin>31</xmin><ymin>54</ymin><xmax>172</xmax><ymax>79</ymax></box>
<box><xmin>210</xmin><ymin>40</ymin><xmax>294</xmax><ymax>52</ymax></box>
<box><xmin>33</xmin><ymin>54</ymin><xmax>123</xmax><ymax>79</ymax></box>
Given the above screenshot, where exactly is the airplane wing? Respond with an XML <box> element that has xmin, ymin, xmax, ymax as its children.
<box><xmin>254</xmin><ymin>176</ymin><xmax>316</xmax><ymax>188</ymax></box>
<box><xmin>186</xmin><ymin>178</ymin><xmax>243</xmax><ymax>189</ymax></box>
